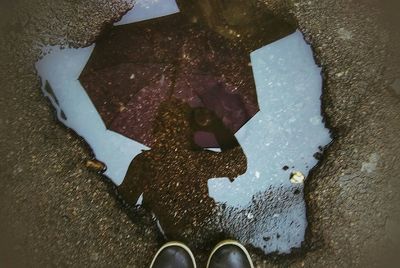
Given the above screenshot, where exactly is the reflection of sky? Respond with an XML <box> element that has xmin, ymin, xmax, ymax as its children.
<box><xmin>36</xmin><ymin>45</ymin><xmax>147</xmax><ymax>184</ymax></box>
<box><xmin>209</xmin><ymin>32</ymin><xmax>331</xmax><ymax>253</ymax></box>
<box><xmin>208</xmin><ymin>31</ymin><xmax>331</xmax><ymax>206</ymax></box>
<box><xmin>35</xmin><ymin>0</ymin><xmax>180</xmax><ymax>184</ymax></box>
<box><xmin>114</xmin><ymin>0</ymin><xmax>179</xmax><ymax>25</ymax></box>
<box><xmin>35</xmin><ymin>0</ymin><xmax>331</xmax><ymax>254</ymax></box>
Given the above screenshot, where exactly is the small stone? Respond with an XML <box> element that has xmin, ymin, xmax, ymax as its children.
<box><xmin>86</xmin><ymin>159</ymin><xmax>106</xmax><ymax>173</ymax></box>
<box><xmin>290</xmin><ymin>171</ymin><xmax>305</xmax><ymax>184</ymax></box>
<box><xmin>337</xmin><ymin>28</ymin><xmax>352</xmax><ymax>40</ymax></box>
<box><xmin>335</xmin><ymin>72</ymin><xmax>344</xmax><ymax>78</ymax></box>
<box><xmin>263</xmin><ymin>236</ymin><xmax>271</xmax><ymax>241</ymax></box>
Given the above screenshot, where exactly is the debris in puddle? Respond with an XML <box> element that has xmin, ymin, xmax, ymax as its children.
<box><xmin>282</xmin><ymin>165</ymin><xmax>289</xmax><ymax>171</ymax></box>
<box><xmin>290</xmin><ymin>171</ymin><xmax>305</xmax><ymax>184</ymax></box>
<box><xmin>313</xmin><ymin>151</ymin><xmax>323</xmax><ymax>160</ymax></box>
<box><xmin>86</xmin><ymin>159</ymin><xmax>107</xmax><ymax>173</ymax></box>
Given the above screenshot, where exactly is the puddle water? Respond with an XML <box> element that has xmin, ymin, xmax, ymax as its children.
<box><xmin>35</xmin><ymin>0</ymin><xmax>331</xmax><ymax>254</ymax></box>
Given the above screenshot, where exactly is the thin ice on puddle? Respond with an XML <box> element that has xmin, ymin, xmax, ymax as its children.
<box><xmin>35</xmin><ymin>0</ymin><xmax>331</xmax><ymax>254</ymax></box>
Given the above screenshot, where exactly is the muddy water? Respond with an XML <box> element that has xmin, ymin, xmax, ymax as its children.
<box><xmin>35</xmin><ymin>0</ymin><xmax>331</xmax><ymax>254</ymax></box>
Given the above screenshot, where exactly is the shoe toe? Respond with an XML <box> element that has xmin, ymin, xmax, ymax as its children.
<box><xmin>208</xmin><ymin>244</ymin><xmax>253</xmax><ymax>268</ymax></box>
<box><xmin>151</xmin><ymin>245</ymin><xmax>195</xmax><ymax>268</ymax></box>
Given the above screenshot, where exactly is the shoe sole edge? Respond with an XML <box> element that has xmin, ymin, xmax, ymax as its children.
<box><xmin>149</xmin><ymin>241</ymin><xmax>197</xmax><ymax>268</ymax></box>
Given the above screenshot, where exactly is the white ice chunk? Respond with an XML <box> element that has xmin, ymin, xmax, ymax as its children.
<box><xmin>115</xmin><ymin>0</ymin><xmax>180</xmax><ymax>26</ymax></box>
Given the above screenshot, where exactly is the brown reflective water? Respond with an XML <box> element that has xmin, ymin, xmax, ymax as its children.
<box><xmin>79</xmin><ymin>0</ymin><xmax>294</xmax><ymax>149</ymax></box>
<box><xmin>106</xmin><ymin>0</ymin><xmax>297</xmax><ymax>251</ymax></box>
<box><xmin>118</xmin><ymin>100</ymin><xmax>247</xmax><ymax>246</ymax></box>
<box><xmin>62</xmin><ymin>0</ymin><xmax>300</xmax><ymax>253</ymax></box>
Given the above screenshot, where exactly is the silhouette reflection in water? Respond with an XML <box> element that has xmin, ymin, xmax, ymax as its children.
<box><xmin>118</xmin><ymin>99</ymin><xmax>247</xmax><ymax>245</ymax></box>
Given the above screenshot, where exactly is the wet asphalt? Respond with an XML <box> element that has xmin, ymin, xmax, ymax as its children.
<box><xmin>1</xmin><ymin>0</ymin><xmax>400</xmax><ymax>267</ymax></box>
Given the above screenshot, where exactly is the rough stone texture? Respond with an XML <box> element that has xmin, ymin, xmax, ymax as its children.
<box><xmin>0</xmin><ymin>0</ymin><xmax>399</xmax><ymax>267</ymax></box>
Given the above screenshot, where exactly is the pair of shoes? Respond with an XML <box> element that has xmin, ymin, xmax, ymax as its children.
<box><xmin>150</xmin><ymin>240</ymin><xmax>254</xmax><ymax>268</ymax></box>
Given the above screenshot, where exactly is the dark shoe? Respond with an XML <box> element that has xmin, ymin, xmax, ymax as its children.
<box><xmin>150</xmin><ymin>241</ymin><xmax>196</xmax><ymax>268</ymax></box>
<box><xmin>207</xmin><ymin>240</ymin><xmax>254</xmax><ymax>268</ymax></box>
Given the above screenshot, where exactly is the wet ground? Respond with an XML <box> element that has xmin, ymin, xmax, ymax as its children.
<box><xmin>34</xmin><ymin>0</ymin><xmax>330</xmax><ymax>255</ymax></box>
<box><xmin>1</xmin><ymin>0</ymin><xmax>400</xmax><ymax>267</ymax></box>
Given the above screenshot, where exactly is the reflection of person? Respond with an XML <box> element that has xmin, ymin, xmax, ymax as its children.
<box><xmin>118</xmin><ymin>99</ymin><xmax>247</xmax><ymax>244</ymax></box>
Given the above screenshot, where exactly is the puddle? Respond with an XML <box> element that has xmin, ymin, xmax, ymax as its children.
<box><xmin>35</xmin><ymin>0</ymin><xmax>331</xmax><ymax>254</ymax></box>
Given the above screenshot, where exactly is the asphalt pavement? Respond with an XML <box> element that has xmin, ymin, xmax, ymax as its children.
<box><xmin>0</xmin><ymin>0</ymin><xmax>399</xmax><ymax>267</ymax></box>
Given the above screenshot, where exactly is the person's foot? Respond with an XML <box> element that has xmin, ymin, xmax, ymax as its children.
<box><xmin>207</xmin><ymin>240</ymin><xmax>254</xmax><ymax>268</ymax></box>
<box><xmin>150</xmin><ymin>241</ymin><xmax>196</xmax><ymax>268</ymax></box>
